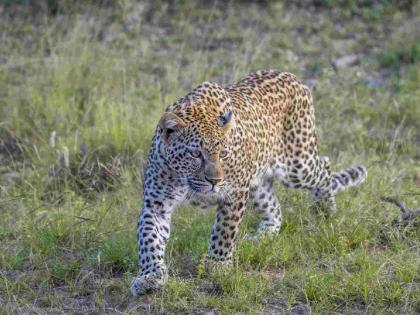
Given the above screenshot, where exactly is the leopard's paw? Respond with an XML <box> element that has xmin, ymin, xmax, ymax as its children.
<box><xmin>130</xmin><ymin>271</ymin><xmax>168</xmax><ymax>296</ymax></box>
<box><xmin>204</xmin><ymin>256</ymin><xmax>233</xmax><ymax>274</ymax></box>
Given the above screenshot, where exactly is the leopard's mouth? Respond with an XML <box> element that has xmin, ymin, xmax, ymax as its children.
<box><xmin>188</xmin><ymin>178</ymin><xmax>219</xmax><ymax>194</ymax></box>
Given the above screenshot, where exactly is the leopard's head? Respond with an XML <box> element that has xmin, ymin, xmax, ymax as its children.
<box><xmin>159</xmin><ymin>82</ymin><xmax>233</xmax><ymax>194</ymax></box>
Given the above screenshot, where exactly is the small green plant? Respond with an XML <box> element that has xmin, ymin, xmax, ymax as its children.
<box><xmin>377</xmin><ymin>42</ymin><xmax>420</xmax><ymax>70</ymax></box>
<box><xmin>99</xmin><ymin>234</ymin><xmax>137</xmax><ymax>273</ymax></box>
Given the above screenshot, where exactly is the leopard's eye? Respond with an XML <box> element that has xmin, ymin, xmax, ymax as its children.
<box><xmin>219</xmin><ymin>149</ymin><xmax>228</xmax><ymax>159</ymax></box>
<box><xmin>189</xmin><ymin>149</ymin><xmax>201</xmax><ymax>158</ymax></box>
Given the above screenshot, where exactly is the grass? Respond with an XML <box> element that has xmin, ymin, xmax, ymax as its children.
<box><xmin>0</xmin><ymin>1</ymin><xmax>419</xmax><ymax>314</ymax></box>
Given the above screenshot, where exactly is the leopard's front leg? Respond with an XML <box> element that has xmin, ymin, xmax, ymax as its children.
<box><xmin>130</xmin><ymin>161</ymin><xmax>186</xmax><ymax>295</ymax></box>
<box><xmin>130</xmin><ymin>206</ymin><xmax>171</xmax><ymax>295</ymax></box>
<box><xmin>206</xmin><ymin>189</ymin><xmax>248</xmax><ymax>270</ymax></box>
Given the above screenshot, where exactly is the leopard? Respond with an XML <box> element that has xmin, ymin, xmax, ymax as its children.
<box><xmin>130</xmin><ymin>70</ymin><xmax>367</xmax><ymax>295</ymax></box>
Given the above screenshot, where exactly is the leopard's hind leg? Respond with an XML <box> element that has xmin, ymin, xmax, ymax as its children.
<box><xmin>279</xmin><ymin>82</ymin><xmax>337</xmax><ymax>213</ymax></box>
<box><xmin>283</xmin><ymin>155</ymin><xmax>336</xmax><ymax>213</ymax></box>
<box><xmin>310</xmin><ymin>159</ymin><xmax>368</xmax><ymax>212</ymax></box>
<box><xmin>249</xmin><ymin>177</ymin><xmax>282</xmax><ymax>237</ymax></box>
<box><xmin>309</xmin><ymin>156</ymin><xmax>336</xmax><ymax>212</ymax></box>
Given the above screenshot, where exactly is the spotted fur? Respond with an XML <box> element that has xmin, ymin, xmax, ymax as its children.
<box><xmin>130</xmin><ymin>70</ymin><xmax>367</xmax><ymax>295</ymax></box>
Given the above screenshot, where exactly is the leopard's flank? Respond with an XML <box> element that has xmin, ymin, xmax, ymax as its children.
<box><xmin>130</xmin><ymin>70</ymin><xmax>367</xmax><ymax>295</ymax></box>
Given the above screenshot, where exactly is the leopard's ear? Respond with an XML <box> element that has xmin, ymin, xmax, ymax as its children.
<box><xmin>217</xmin><ymin>110</ymin><xmax>233</xmax><ymax>129</ymax></box>
<box><xmin>159</xmin><ymin>112</ymin><xmax>186</xmax><ymax>142</ymax></box>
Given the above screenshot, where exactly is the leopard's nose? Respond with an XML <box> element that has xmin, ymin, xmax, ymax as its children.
<box><xmin>205</xmin><ymin>177</ymin><xmax>222</xmax><ymax>186</ymax></box>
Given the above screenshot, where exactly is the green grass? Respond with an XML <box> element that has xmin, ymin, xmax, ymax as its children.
<box><xmin>0</xmin><ymin>1</ymin><xmax>419</xmax><ymax>314</ymax></box>
<box><xmin>308</xmin><ymin>0</ymin><xmax>414</xmax><ymax>20</ymax></box>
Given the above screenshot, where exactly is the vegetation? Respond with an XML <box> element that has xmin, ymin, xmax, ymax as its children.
<box><xmin>0</xmin><ymin>1</ymin><xmax>419</xmax><ymax>313</ymax></box>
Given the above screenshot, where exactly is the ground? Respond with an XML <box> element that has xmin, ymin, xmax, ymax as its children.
<box><xmin>0</xmin><ymin>1</ymin><xmax>419</xmax><ymax>314</ymax></box>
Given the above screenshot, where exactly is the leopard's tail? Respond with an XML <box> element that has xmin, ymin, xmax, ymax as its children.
<box><xmin>331</xmin><ymin>165</ymin><xmax>367</xmax><ymax>195</ymax></box>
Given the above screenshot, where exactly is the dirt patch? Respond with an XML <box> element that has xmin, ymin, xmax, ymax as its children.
<box><xmin>263</xmin><ymin>296</ymin><xmax>288</xmax><ymax>314</ymax></box>
<box><xmin>170</xmin><ymin>254</ymin><xmax>199</xmax><ymax>278</ymax></box>
<box><xmin>263</xmin><ymin>297</ymin><xmax>311</xmax><ymax>315</ymax></box>
<box><xmin>196</xmin><ymin>280</ymin><xmax>223</xmax><ymax>296</ymax></box>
